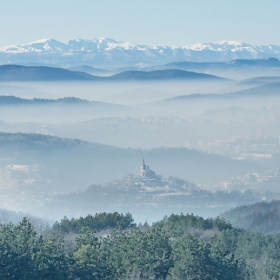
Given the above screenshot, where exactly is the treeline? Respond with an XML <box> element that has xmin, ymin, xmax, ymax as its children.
<box><xmin>0</xmin><ymin>96</ymin><xmax>89</xmax><ymax>106</ymax></box>
<box><xmin>1</xmin><ymin>212</ymin><xmax>280</xmax><ymax>279</ymax></box>
<box><xmin>53</xmin><ymin>212</ymin><xmax>135</xmax><ymax>233</ymax></box>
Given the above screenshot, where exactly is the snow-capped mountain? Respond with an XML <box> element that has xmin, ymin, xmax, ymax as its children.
<box><xmin>1</xmin><ymin>38</ymin><xmax>280</xmax><ymax>67</ymax></box>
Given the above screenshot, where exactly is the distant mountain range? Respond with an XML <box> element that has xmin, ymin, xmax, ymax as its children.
<box><xmin>2</xmin><ymin>38</ymin><xmax>280</xmax><ymax>67</ymax></box>
<box><xmin>0</xmin><ymin>65</ymin><xmax>226</xmax><ymax>82</ymax></box>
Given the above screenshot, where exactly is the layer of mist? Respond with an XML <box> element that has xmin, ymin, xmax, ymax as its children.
<box><xmin>0</xmin><ymin>60</ymin><xmax>280</xmax><ymax>222</ymax></box>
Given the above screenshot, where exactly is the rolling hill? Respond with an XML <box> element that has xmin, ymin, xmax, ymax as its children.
<box><xmin>145</xmin><ymin>58</ymin><xmax>280</xmax><ymax>79</ymax></box>
<box><xmin>0</xmin><ymin>65</ymin><xmax>228</xmax><ymax>82</ymax></box>
<box><xmin>155</xmin><ymin>79</ymin><xmax>280</xmax><ymax>105</ymax></box>
<box><xmin>0</xmin><ymin>95</ymin><xmax>137</xmax><ymax>123</ymax></box>
<box><xmin>108</xmin><ymin>69</ymin><xmax>228</xmax><ymax>81</ymax></box>
<box><xmin>0</xmin><ymin>65</ymin><xmax>99</xmax><ymax>81</ymax></box>
<box><xmin>232</xmin><ymin>82</ymin><xmax>280</xmax><ymax>97</ymax></box>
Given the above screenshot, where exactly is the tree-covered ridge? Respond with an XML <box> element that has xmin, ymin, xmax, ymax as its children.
<box><xmin>221</xmin><ymin>200</ymin><xmax>280</xmax><ymax>233</ymax></box>
<box><xmin>154</xmin><ymin>213</ymin><xmax>233</xmax><ymax>235</ymax></box>
<box><xmin>0</xmin><ymin>96</ymin><xmax>91</xmax><ymax>105</ymax></box>
<box><xmin>1</xmin><ymin>212</ymin><xmax>280</xmax><ymax>279</ymax></box>
<box><xmin>53</xmin><ymin>212</ymin><xmax>135</xmax><ymax>234</ymax></box>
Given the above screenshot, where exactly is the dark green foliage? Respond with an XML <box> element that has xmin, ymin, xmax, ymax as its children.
<box><xmin>170</xmin><ymin>234</ymin><xmax>214</xmax><ymax>279</ymax></box>
<box><xmin>154</xmin><ymin>213</ymin><xmax>232</xmax><ymax>236</ymax></box>
<box><xmin>3</xmin><ymin>213</ymin><xmax>280</xmax><ymax>279</ymax></box>
<box><xmin>53</xmin><ymin>212</ymin><xmax>135</xmax><ymax>234</ymax></box>
<box><xmin>169</xmin><ymin>233</ymin><xmax>242</xmax><ymax>280</ymax></box>
<box><xmin>0</xmin><ymin>218</ymin><xmax>68</xmax><ymax>279</ymax></box>
<box><xmin>71</xmin><ymin>226</ymin><xmax>173</xmax><ymax>280</ymax></box>
<box><xmin>72</xmin><ymin>229</ymin><xmax>115</xmax><ymax>280</ymax></box>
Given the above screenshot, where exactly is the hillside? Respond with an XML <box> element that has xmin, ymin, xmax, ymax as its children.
<box><xmin>156</xmin><ymin>80</ymin><xmax>280</xmax><ymax>105</ymax></box>
<box><xmin>146</xmin><ymin>58</ymin><xmax>280</xmax><ymax>79</ymax></box>
<box><xmin>0</xmin><ymin>95</ymin><xmax>137</xmax><ymax>122</ymax></box>
<box><xmin>0</xmin><ymin>65</ymin><xmax>99</xmax><ymax>81</ymax></box>
<box><xmin>108</xmin><ymin>69</ymin><xmax>228</xmax><ymax>81</ymax></box>
<box><xmin>41</xmin><ymin>176</ymin><xmax>272</xmax><ymax>222</ymax></box>
<box><xmin>0</xmin><ymin>132</ymin><xmax>260</xmax><ymax>187</ymax></box>
<box><xmin>232</xmin><ymin>82</ymin><xmax>280</xmax><ymax>97</ymax></box>
<box><xmin>220</xmin><ymin>200</ymin><xmax>280</xmax><ymax>233</ymax></box>
<box><xmin>159</xmin><ymin>93</ymin><xmax>232</xmax><ymax>103</ymax></box>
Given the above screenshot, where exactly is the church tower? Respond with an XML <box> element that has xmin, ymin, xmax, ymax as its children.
<box><xmin>140</xmin><ymin>159</ymin><xmax>155</xmax><ymax>178</ymax></box>
<box><xmin>140</xmin><ymin>159</ymin><xmax>147</xmax><ymax>177</ymax></box>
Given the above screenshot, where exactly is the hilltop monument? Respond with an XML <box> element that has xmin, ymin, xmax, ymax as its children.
<box><xmin>140</xmin><ymin>159</ymin><xmax>156</xmax><ymax>178</ymax></box>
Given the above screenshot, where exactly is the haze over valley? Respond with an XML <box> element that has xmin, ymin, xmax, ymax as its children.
<box><xmin>0</xmin><ymin>49</ymin><xmax>280</xmax><ymax>224</ymax></box>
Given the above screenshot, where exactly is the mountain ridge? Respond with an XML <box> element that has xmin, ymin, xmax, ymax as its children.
<box><xmin>2</xmin><ymin>38</ymin><xmax>280</xmax><ymax>66</ymax></box>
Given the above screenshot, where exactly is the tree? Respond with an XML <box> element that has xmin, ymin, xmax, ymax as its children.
<box><xmin>169</xmin><ymin>234</ymin><xmax>214</xmax><ymax>280</ymax></box>
<box><xmin>72</xmin><ymin>229</ymin><xmax>116</xmax><ymax>280</ymax></box>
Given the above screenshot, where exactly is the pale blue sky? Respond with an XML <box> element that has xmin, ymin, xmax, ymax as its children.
<box><xmin>1</xmin><ymin>0</ymin><xmax>279</xmax><ymax>46</ymax></box>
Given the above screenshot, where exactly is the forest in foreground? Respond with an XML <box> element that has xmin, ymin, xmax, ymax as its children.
<box><xmin>1</xmin><ymin>212</ymin><xmax>280</xmax><ymax>280</ymax></box>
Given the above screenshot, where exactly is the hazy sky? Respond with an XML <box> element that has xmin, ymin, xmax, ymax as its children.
<box><xmin>1</xmin><ymin>0</ymin><xmax>279</xmax><ymax>47</ymax></box>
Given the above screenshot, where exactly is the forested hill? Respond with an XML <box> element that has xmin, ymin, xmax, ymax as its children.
<box><xmin>220</xmin><ymin>200</ymin><xmax>280</xmax><ymax>233</ymax></box>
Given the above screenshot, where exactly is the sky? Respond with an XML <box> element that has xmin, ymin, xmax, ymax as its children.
<box><xmin>1</xmin><ymin>0</ymin><xmax>280</xmax><ymax>47</ymax></box>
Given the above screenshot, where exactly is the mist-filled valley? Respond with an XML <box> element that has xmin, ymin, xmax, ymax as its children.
<box><xmin>0</xmin><ymin>62</ymin><xmax>280</xmax><ymax>222</ymax></box>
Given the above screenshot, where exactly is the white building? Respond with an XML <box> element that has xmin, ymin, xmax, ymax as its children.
<box><xmin>140</xmin><ymin>160</ymin><xmax>156</xmax><ymax>178</ymax></box>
